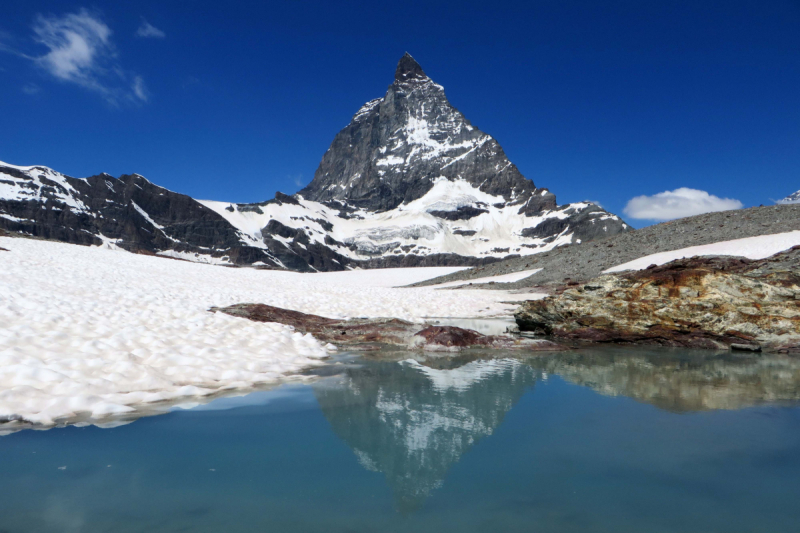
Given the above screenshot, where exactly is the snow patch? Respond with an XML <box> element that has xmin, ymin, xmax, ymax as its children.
<box><xmin>605</xmin><ymin>231</ymin><xmax>800</xmax><ymax>273</ymax></box>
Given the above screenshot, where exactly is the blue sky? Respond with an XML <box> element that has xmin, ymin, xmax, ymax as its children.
<box><xmin>1</xmin><ymin>1</ymin><xmax>798</xmax><ymax>225</ymax></box>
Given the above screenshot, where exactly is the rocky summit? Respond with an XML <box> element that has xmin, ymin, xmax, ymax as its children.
<box><xmin>300</xmin><ymin>53</ymin><xmax>550</xmax><ymax>213</ymax></box>
<box><xmin>0</xmin><ymin>54</ymin><xmax>630</xmax><ymax>271</ymax></box>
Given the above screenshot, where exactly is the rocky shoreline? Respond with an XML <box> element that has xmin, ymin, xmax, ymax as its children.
<box><xmin>211</xmin><ymin>303</ymin><xmax>561</xmax><ymax>352</ymax></box>
<box><xmin>514</xmin><ymin>247</ymin><xmax>800</xmax><ymax>352</ymax></box>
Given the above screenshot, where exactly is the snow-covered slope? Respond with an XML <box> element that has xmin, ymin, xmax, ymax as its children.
<box><xmin>200</xmin><ymin>177</ymin><xmax>621</xmax><ymax>262</ymax></box>
<box><xmin>0</xmin><ymin>236</ymin><xmax>530</xmax><ymax>430</ymax></box>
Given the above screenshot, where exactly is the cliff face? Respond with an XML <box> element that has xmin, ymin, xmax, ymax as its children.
<box><xmin>515</xmin><ymin>248</ymin><xmax>800</xmax><ymax>352</ymax></box>
<box><xmin>300</xmin><ymin>54</ymin><xmax>550</xmax><ymax>213</ymax></box>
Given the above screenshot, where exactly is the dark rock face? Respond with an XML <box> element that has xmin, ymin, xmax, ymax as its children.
<box><xmin>515</xmin><ymin>248</ymin><xmax>800</xmax><ymax>352</ymax></box>
<box><xmin>300</xmin><ymin>54</ymin><xmax>543</xmax><ymax>212</ymax></box>
<box><xmin>0</xmin><ymin>164</ymin><xmax>253</xmax><ymax>258</ymax></box>
<box><xmin>298</xmin><ymin>54</ymin><xmax>628</xmax><ymax>250</ymax></box>
<box><xmin>428</xmin><ymin>206</ymin><xmax>489</xmax><ymax>220</ymax></box>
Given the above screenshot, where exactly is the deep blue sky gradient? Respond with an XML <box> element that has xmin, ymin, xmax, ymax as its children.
<box><xmin>1</xmin><ymin>0</ymin><xmax>798</xmax><ymax>221</ymax></box>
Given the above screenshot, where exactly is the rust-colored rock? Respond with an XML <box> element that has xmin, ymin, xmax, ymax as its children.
<box><xmin>515</xmin><ymin>249</ymin><xmax>800</xmax><ymax>351</ymax></box>
<box><xmin>412</xmin><ymin>326</ymin><xmax>487</xmax><ymax>347</ymax></box>
<box><xmin>211</xmin><ymin>303</ymin><xmax>562</xmax><ymax>352</ymax></box>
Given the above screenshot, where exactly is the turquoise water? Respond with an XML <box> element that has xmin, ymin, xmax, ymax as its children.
<box><xmin>1</xmin><ymin>348</ymin><xmax>799</xmax><ymax>532</ymax></box>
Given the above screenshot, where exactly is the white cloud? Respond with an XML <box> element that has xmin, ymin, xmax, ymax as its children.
<box><xmin>623</xmin><ymin>187</ymin><xmax>743</xmax><ymax>221</ymax></box>
<box><xmin>136</xmin><ymin>19</ymin><xmax>165</xmax><ymax>39</ymax></box>
<box><xmin>28</xmin><ymin>9</ymin><xmax>147</xmax><ymax>105</ymax></box>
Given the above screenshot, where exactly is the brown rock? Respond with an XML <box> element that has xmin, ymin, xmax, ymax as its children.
<box><xmin>515</xmin><ymin>249</ymin><xmax>800</xmax><ymax>351</ymax></box>
<box><xmin>211</xmin><ymin>303</ymin><xmax>563</xmax><ymax>352</ymax></box>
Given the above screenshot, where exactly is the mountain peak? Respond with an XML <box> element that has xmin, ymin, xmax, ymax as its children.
<box><xmin>395</xmin><ymin>53</ymin><xmax>427</xmax><ymax>83</ymax></box>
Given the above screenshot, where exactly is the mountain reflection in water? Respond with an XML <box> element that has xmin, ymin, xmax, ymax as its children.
<box><xmin>314</xmin><ymin>357</ymin><xmax>538</xmax><ymax>511</ymax></box>
<box><xmin>314</xmin><ymin>348</ymin><xmax>800</xmax><ymax>510</ymax></box>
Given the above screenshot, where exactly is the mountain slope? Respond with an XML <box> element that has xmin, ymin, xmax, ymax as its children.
<box><xmin>778</xmin><ymin>190</ymin><xmax>800</xmax><ymax>204</ymax></box>
<box><xmin>0</xmin><ymin>161</ymin><xmax>290</xmax><ymax>267</ymax></box>
<box><xmin>1</xmin><ymin>54</ymin><xmax>631</xmax><ymax>272</ymax></box>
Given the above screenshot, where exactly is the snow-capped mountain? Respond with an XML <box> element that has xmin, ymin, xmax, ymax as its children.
<box><xmin>0</xmin><ymin>54</ymin><xmax>630</xmax><ymax>272</ymax></box>
<box><xmin>777</xmin><ymin>190</ymin><xmax>800</xmax><ymax>205</ymax></box>
<box><xmin>0</xmin><ymin>161</ymin><xmax>288</xmax><ymax>266</ymax></box>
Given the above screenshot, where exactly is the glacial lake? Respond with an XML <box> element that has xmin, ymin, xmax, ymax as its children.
<box><xmin>1</xmin><ymin>347</ymin><xmax>800</xmax><ymax>532</ymax></box>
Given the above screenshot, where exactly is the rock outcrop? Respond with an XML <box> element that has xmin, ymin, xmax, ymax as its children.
<box><xmin>515</xmin><ymin>248</ymin><xmax>800</xmax><ymax>351</ymax></box>
<box><xmin>211</xmin><ymin>303</ymin><xmax>561</xmax><ymax>352</ymax></box>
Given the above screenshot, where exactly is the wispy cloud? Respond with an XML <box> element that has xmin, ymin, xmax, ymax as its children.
<box><xmin>624</xmin><ymin>187</ymin><xmax>743</xmax><ymax>221</ymax></box>
<box><xmin>22</xmin><ymin>82</ymin><xmax>41</xmax><ymax>95</ymax></box>
<box><xmin>0</xmin><ymin>9</ymin><xmax>148</xmax><ymax>106</ymax></box>
<box><xmin>136</xmin><ymin>19</ymin><xmax>165</xmax><ymax>39</ymax></box>
<box><xmin>131</xmin><ymin>75</ymin><xmax>147</xmax><ymax>101</ymax></box>
<box><xmin>291</xmin><ymin>174</ymin><xmax>305</xmax><ymax>187</ymax></box>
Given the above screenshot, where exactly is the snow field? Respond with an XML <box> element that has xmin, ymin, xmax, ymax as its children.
<box><xmin>0</xmin><ymin>238</ymin><xmax>523</xmax><ymax>426</ymax></box>
<box><xmin>606</xmin><ymin>231</ymin><xmax>800</xmax><ymax>273</ymax></box>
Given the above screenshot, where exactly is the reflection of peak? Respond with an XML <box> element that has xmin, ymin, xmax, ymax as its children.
<box><xmin>313</xmin><ymin>359</ymin><xmax>537</xmax><ymax>512</ymax></box>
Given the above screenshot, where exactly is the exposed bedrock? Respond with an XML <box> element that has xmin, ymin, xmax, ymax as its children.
<box><xmin>211</xmin><ymin>303</ymin><xmax>561</xmax><ymax>352</ymax></box>
<box><xmin>515</xmin><ymin>248</ymin><xmax>800</xmax><ymax>352</ymax></box>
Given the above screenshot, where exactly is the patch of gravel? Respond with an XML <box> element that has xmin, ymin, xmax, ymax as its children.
<box><xmin>410</xmin><ymin>204</ymin><xmax>800</xmax><ymax>290</ymax></box>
